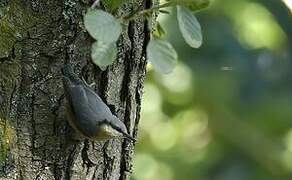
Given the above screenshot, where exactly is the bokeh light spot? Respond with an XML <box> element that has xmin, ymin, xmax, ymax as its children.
<box><xmin>142</xmin><ymin>83</ymin><xmax>162</xmax><ymax>114</ymax></box>
<box><xmin>154</xmin><ymin>162</ymin><xmax>173</xmax><ymax>180</ymax></box>
<box><xmin>150</xmin><ymin>122</ymin><xmax>178</xmax><ymax>151</ymax></box>
<box><xmin>133</xmin><ymin>153</ymin><xmax>158</xmax><ymax>180</ymax></box>
<box><xmin>133</xmin><ymin>153</ymin><xmax>173</xmax><ymax>180</ymax></box>
<box><xmin>281</xmin><ymin>129</ymin><xmax>292</xmax><ymax>171</ymax></box>
<box><xmin>173</xmin><ymin>109</ymin><xmax>211</xmax><ymax>163</ymax></box>
<box><xmin>284</xmin><ymin>129</ymin><xmax>292</xmax><ymax>152</ymax></box>
<box><xmin>140</xmin><ymin>83</ymin><xmax>164</xmax><ymax>134</ymax></box>
<box><xmin>233</xmin><ymin>2</ymin><xmax>286</xmax><ymax>50</ymax></box>
<box><xmin>156</xmin><ymin>63</ymin><xmax>193</xmax><ymax>93</ymax></box>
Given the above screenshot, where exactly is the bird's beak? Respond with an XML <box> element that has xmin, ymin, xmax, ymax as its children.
<box><xmin>123</xmin><ymin>133</ymin><xmax>136</xmax><ymax>142</ymax></box>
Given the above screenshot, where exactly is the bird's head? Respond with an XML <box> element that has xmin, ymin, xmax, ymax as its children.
<box><xmin>99</xmin><ymin>116</ymin><xmax>136</xmax><ymax>141</ymax></box>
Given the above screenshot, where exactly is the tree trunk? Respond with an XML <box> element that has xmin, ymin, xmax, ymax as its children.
<box><xmin>0</xmin><ymin>0</ymin><xmax>151</xmax><ymax>179</ymax></box>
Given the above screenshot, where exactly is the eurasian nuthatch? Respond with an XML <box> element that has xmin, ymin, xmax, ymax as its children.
<box><xmin>61</xmin><ymin>64</ymin><xmax>135</xmax><ymax>141</ymax></box>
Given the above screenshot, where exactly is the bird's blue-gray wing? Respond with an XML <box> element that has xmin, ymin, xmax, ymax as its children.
<box><xmin>67</xmin><ymin>85</ymin><xmax>102</xmax><ymax>137</ymax></box>
<box><xmin>83</xmin><ymin>86</ymin><xmax>114</xmax><ymax>122</ymax></box>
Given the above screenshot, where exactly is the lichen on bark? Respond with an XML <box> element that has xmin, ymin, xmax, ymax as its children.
<box><xmin>0</xmin><ymin>60</ymin><xmax>21</xmax><ymax>177</ymax></box>
<box><xmin>0</xmin><ymin>0</ymin><xmax>35</xmax><ymax>59</ymax></box>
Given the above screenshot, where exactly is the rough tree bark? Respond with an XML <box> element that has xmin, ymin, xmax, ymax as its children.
<box><xmin>0</xmin><ymin>0</ymin><xmax>152</xmax><ymax>179</ymax></box>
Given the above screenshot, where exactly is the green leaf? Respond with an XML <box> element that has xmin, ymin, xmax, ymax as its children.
<box><xmin>84</xmin><ymin>9</ymin><xmax>122</xmax><ymax>42</ymax></box>
<box><xmin>91</xmin><ymin>41</ymin><xmax>117</xmax><ymax>68</ymax></box>
<box><xmin>102</xmin><ymin>0</ymin><xmax>131</xmax><ymax>11</ymax></box>
<box><xmin>147</xmin><ymin>39</ymin><xmax>178</xmax><ymax>74</ymax></box>
<box><xmin>177</xmin><ymin>5</ymin><xmax>202</xmax><ymax>48</ymax></box>
<box><xmin>168</xmin><ymin>0</ymin><xmax>210</xmax><ymax>11</ymax></box>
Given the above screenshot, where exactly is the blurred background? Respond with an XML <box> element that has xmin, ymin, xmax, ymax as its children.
<box><xmin>133</xmin><ymin>0</ymin><xmax>292</xmax><ymax>179</ymax></box>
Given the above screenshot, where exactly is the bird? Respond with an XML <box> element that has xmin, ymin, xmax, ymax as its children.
<box><xmin>61</xmin><ymin>64</ymin><xmax>135</xmax><ymax>141</ymax></box>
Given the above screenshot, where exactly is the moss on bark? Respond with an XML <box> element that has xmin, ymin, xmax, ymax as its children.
<box><xmin>0</xmin><ymin>0</ymin><xmax>35</xmax><ymax>58</ymax></box>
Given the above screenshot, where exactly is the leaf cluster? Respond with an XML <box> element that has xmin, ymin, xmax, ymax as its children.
<box><xmin>84</xmin><ymin>0</ymin><xmax>209</xmax><ymax>73</ymax></box>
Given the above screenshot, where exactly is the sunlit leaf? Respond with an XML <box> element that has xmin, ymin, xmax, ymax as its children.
<box><xmin>91</xmin><ymin>41</ymin><xmax>117</xmax><ymax>68</ymax></box>
<box><xmin>177</xmin><ymin>5</ymin><xmax>202</xmax><ymax>48</ymax></box>
<box><xmin>147</xmin><ymin>38</ymin><xmax>178</xmax><ymax>74</ymax></box>
<box><xmin>84</xmin><ymin>9</ymin><xmax>122</xmax><ymax>42</ymax></box>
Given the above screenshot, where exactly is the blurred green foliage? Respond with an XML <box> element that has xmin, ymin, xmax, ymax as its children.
<box><xmin>133</xmin><ymin>0</ymin><xmax>292</xmax><ymax>179</ymax></box>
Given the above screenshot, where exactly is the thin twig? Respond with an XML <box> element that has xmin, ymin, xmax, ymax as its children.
<box><xmin>123</xmin><ymin>2</ymin><xmax>174</xmax><ymax>21</ymax></box>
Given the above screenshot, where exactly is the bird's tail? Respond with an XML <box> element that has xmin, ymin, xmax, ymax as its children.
<box><xmin>61</xmin><ymin>64</ymin><xmax>82</xmax><ymax>85</ymax></box>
